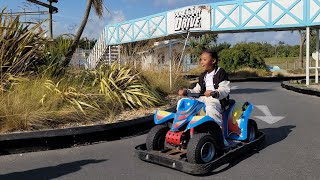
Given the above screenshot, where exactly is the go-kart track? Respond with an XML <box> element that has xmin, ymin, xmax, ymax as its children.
<box><xmin>0</xmin><ymin>81</ymin><xmax>319</xmax><ymax>180</ymax></box>
<box><xmin>0</xmin><ymin>0</ymin><xmax>319</xmax><ymax>179</ymax></box>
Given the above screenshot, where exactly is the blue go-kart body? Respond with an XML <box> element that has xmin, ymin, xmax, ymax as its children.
<box><xmin>154</xmin><ymin>96</ymin><xmax>253</xmax><ymax>142</ymax></box>
<box><xmin>135</xmin><ymin>94</ymin><xmax>265</xmax><ymax>174</ymax></box>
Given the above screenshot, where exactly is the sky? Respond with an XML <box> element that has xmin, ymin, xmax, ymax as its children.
<box><xmin>0</xmin><ymin>0</ymin><xmax>300</xmax><ymax>45</ymax></box>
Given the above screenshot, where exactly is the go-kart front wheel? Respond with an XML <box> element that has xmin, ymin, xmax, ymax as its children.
<box><xmin>187</xmin><ymin>133</ymin><xmax>219</xmax><ymax>164</ymax></box>
<box><xmin>245</xmin><ymin>119</ymin><xmax>258</xmax><ymax>142</ymax></box>
<box><xmin>146</xmin><ymin>125</ymin><xmax>169</xmax><ymax>151</ymax></box>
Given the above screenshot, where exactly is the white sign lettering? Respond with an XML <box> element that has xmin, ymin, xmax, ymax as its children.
<box><xmin>168</xmin><ymin>6</ymin><xmax>211</xmax><ymax>34</ymax></box>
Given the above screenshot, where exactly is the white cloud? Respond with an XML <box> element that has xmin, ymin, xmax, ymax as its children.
<box><xmin>51</xmin><ymin>10</ymin><xmax>125</xmax><ymax>39</ymax></box>
<box><xmin>82</xmin><ymin>10</ymin><xmax>125</xmax><ymax>39</ymax></box>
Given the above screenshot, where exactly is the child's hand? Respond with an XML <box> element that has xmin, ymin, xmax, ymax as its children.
<box><xmin>204</xmin><ymin>90</ymin><xmax>213</xmax><ymax>97</ymax></box>
<box><xmin>178</xmin><ymin>89</ymin><xmax>187</xmax><ymax>96</ymax></box>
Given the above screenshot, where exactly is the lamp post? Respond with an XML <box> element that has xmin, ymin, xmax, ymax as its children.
<box><xmin>26</xmin><ymin>0</ymin><xmax>58</xmax><ymax>41</ymax></box>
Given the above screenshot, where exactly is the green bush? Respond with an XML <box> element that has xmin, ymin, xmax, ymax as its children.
<box><xmin>219</xmin><ymin>44</ymin><xmax>267</xmax><ymax>72</ymax></box>
<box><xmin>38</xmin><ymin>36</ymin><xmax>73</xmax><ymax>77</ymax></box>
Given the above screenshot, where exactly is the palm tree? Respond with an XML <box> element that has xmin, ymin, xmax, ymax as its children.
<box><xmin>62</xmin><ymin>0</ymin><xmax>104</xmax><ymax>68</ymax></box>
<box><xmin>188</xmin><ymin>34</ymin><xmax>218</xmax><ymax>62</ymax></box>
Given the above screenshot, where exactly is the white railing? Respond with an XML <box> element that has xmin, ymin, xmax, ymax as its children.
<box><xmin>86</xmin><ymin>27</ymin><xmax>121</xmax><ymax>69</ymax></box>
<box><xmin>86</xmin><ymin>28</ymin><xmax>108</xmax><ymax>69</ymax></box>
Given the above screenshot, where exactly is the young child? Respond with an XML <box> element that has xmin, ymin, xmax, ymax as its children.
<box><xmin>178</xmin><ymin>49</ymin><xmax>231</xmax><ymax>126</ymax></box>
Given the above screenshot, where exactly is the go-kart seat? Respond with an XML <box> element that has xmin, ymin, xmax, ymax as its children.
<box><xmin>223</xmin><ymin>99</ymin><xmax>235</xmax><ymax>112</ymax></box>
<box><xmin>229</xmin><ymin>99</ymin><xmax>236</xmax><ymax>106</ymax></box>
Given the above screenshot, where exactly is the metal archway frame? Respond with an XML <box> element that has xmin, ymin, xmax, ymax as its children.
<box><xmin>87</xmin><ymin>0</ymin><xmax>320</xmax><ymax>85</ymax></box>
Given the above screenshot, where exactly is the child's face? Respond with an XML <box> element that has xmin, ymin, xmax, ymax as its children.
<box><xmin>200</xmin><ymin>52</ymin><xmax>216</xmax><ymax>71</ymax></box>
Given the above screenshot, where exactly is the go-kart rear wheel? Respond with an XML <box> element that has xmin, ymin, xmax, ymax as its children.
<box><xmin>245</xmin><ymin>119</ymin><xmax>258</xmax><ymax>142</ymax></box>
<box><xmin>146</xmin><ymin>125</ymin><xmax>169</xmax><ymax>151</ymax></box>
<box><xmin>187</xmin><ymin>133</ymin><xmax>219</xmax><ymax>164</ymax></box>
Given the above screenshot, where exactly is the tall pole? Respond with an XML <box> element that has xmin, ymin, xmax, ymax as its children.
<box><xmin>169</xmin><ymin>42</ymin><xmax>173</xmax><ymax>89</ymax></box>
<box><xmin>48</xmin><ymin>0</ymin><xmax>53</xmax><ymax>40</ymax></box>
<box><xmin>24</xmin><ymin>8</ymin><xmax>26</xmax><ymax>22</ymax></box>
<box><xmin>306</xmin><ymin>27</ymin><xmax>310</xmax><ymax>86</ymax></box>
<box><xmin>108</xmin><ymin>46</ymin><xmax>111</xmax><ymax>65</ymax></box>
<box><xmin>38</xmin><ymin>7</ymin><xmax>40</xmax><ymax>22</ymax></box>
<box><xmin>177</xmin><ymin>30</ymin><xmax>190</xmax><ymax>72</ymax></box>
<box><xmin>118</xmin><ymin>45</ymin><xmax>121</xmax><ymax>69</ymax></box>
<box><xmin>316</xmin><ymin>29</ymin><xmax>319</xmax><ymax>84</ymax></box>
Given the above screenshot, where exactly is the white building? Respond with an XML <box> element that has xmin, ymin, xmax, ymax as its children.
<box><xmin>132</xmin><ymin>39</ymin><xmax>197</xmax><ymax>72</ymax></box>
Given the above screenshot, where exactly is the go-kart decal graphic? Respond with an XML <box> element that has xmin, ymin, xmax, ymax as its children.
<box><xmin>227</xmin><ymin>102</ymin><xmax>253</xmax><ymax>140</ymax></box>
<box><xmin>186</xmin><ymin>115</ymin><xmax>216</xmax><ymax>130</ymax></box>
<box><xmin>190</xmin><ymin>116</ymin><xmax>203</xmax><ymax>124</ymax></box>
<box><xmin>228</xmin><ymin>103</ymin><xmax>243</xmax><ymax>135</ymax></box>
<box><xmin>170</xmin><ymin>99</ymin><xmax>205</xmax><ymax>131</ymax></box>
<box><xmin>154</xmin><ymin>110</ymin><xmax>175</xmax><ymax>124</ymax></box>
<box><xmin>173</xmin><ymin>120</ymin><xmax>187</xmax><ymax>129</ymax></box>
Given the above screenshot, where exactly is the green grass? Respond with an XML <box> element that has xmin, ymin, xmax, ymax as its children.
<box><xmin>264</xmin><ymin>56</ymin><xmax>317</xmax><ymax>71</ymax></box>
<box><xmin>229</xmin><ymin>67</ymin><xmax>272</xmax><ymax>78</ymax></box>
<box><xmin>264</xmin><ymin>57</ymin><xmax>301</xmax><ymax>64</ymax></box>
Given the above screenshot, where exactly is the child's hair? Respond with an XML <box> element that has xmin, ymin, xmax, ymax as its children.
<box><xmin>201</xmin><ymin>49</ymin><xmax>218</xmax><ymax>61</ymax></box>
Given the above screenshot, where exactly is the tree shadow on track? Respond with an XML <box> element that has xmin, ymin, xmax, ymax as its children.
<box><xmin>0</xmin><ymin>159</ymin><xmax>107</xmax><ymax>180</ymax></box>
<box><xmin>201</xmin><ymin>125</ymin><xmax>296</xmax><ymax>176</ymax></box>
<box><xmin>231</xmin><ymin>88</ymin><xmax>274</xmax><ymax>94</ymax></box>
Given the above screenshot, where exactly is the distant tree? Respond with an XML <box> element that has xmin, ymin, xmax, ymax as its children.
<box><xmin>78</xmin><ymin>38</ymin><xmax>97</xmax><ymax>49</ymax></box>
<box><xmin>212</xmin><ymin>42</ymin><xmax>231</xmax><ymax>53</ymax></box>
<box><xmin>219</xmin><ymin>43</ymin><xmax>266</xmax><ymax>72</ymax></box>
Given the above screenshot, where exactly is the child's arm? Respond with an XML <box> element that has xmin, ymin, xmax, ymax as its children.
<box><xmin>178</xmin><ymin>83</ymin><xmax>201</xmax><ymax>96</ymax></box>
<box><xmin>214</xmin><ymin>80</ymin><xmax>230</xmax><ymax>100</ymax></box>
<box><xmin>187</xmin><ymin>83</ymin><xmax>201</xmax><ymax>93</ymax></box>
<box><xmin>211</xmin><ymin>68</ymin><xmax>230</xmax><ymax>100</ymax></box>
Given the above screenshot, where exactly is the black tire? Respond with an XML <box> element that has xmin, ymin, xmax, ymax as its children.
<box><xmin>187</xmin><ymin>133</ymin><xmax>220</xmax><ymax>164</ymax></box>
<box><xmin>245</xmin><ymin>119</ymin><xmax>258</xmax><ymax>142</ymax></box>
<box><xmin>146</xmin><ymin>125</ymin><xmax>169</xmax><ymax>151</ymax></box>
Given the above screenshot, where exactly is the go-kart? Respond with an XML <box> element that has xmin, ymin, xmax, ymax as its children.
<box><xmin>135</xmin><ymin>93</ymin><xmax>265</xmax><ymax>175</ymax></box>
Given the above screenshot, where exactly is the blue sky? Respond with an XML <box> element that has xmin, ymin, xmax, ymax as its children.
<box><xmin>1</xmin><ymin>0</ymin><xmax>300</xmax><ymax>45</ymax></box>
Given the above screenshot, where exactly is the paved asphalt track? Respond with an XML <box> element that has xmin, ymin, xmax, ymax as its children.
<box><xmin>0</xmin><ymin>82</ymin><xmax>319</xmax><ymax>180</ymax></box>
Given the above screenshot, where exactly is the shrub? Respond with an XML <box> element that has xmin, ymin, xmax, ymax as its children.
<box><xmin>0</xmin><ymin>9</ymin><xmax>46</xmax><ymax>80</ymax></box>
<box><xmin>94</xmin><ymin>63</ymin><xmax>164</xmax><ymax>109</ymax></box>
<box><xmin>219</xmin><ymin>47</ymin><xmax>267</xmax><ymax>73</ymax></box>
<box><xmin>0</xmin><ymin>77</ymin><xmax>108</xmax><ymax>132</ymax></box>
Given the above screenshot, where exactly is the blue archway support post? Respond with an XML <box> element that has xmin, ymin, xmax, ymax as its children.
<box><xmin>316</xmin><ymin>29</ymin><xmax>319</xmax><ymax>84</ymax></box>
<box><xmin>307</xmin><ymin>27</ymin><xmax>310</xmax><ymax>86</ymax></box>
